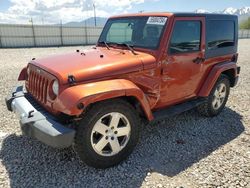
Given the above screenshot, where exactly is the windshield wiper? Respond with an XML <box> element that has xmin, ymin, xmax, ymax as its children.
<box><xmin>117</xmin><ymin>43</ymin><xmax>138</xmax><ymax>55</ymax></box>
<box><xmin>107</xmin><ymin>42</ymin><xmax>137</xmax><ymax>55</ymax></box>
<box><xmin>98</xmin><ymin>41</ymin><xmax>110</xmax><ymax>50</ymax></box>
<box><xmin>99</xmin><ymin>41</ymin><xmax>138</xmax><ymax>55</ymax></box>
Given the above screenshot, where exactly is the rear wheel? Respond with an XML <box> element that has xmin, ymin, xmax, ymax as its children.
<box><xmin>197</xmin><ymin>75</ymin><xmax>230</xmax><ymax>117</ymax></box>
<box><xmin>74</xmin><ymin>99</ymin><xmax>140</xmax><ymax>168</ymax></box>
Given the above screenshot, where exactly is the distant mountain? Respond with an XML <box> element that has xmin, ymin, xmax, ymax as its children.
<box><xmin>64</xmin><ymin>17</ymin><xmax>107</xmax><ymax>27</ymax></box>
<box><xmin>64</xmin><ymin>7</ymin><xmax>250</xmax><ymax>27</ymax></box>
<box><xmin>223</xmin><ymin>7</ymin><xmax>250</xmax><ymax>15</ymax></box>
<box><xmin>195</xmin><ymin>9</ymin><xmax>211</xmax><ymax>14</ymax></box>
<box><xmin>195</xmin><ymin>7</ymin><xmax>250</xmax><ymax>15</ymax></box>
<box><xmin>194</xmin><ymin>7</ymin><xmax>250</xmax><ymax>22</ymax></box>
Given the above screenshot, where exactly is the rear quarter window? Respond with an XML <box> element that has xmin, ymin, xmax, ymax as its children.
<box><xmin>205</xmin><ymin>18</ymin><xmax>238</xmax><ymax>59</ymax></box>
<box><xmin>207</xmin><ymin>20</ymin><xmax>235</xmax><ymax>50</ymax></box>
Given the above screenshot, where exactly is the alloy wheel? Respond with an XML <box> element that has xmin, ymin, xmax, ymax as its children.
<box><xmin>212</xmin><ymin>83</ymin><xmax>227</xmax><ymax>110</ymax></box>
<box><xmin>91</xmin><ymin>112</ymin><xmax>131</xmax><ymax>156</ymax></box>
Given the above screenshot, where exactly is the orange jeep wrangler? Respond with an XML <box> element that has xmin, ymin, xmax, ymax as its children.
<box><xmin>6</xmin><ymin>13</ymin><xmax>240</xmax><ymax>168</ymax></box>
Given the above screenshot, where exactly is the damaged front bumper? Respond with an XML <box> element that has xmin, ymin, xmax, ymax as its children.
<box><xmin>5</xmin><ymin>86</ymin><xmax>75</xmax><ymax>148</ymax></box>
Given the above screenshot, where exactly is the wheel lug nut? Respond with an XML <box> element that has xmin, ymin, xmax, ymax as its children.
<box><xmin>111</xmin><ymin>127</ymin><xmax>114</xmax><ymax>130</ymax></box>
<box><xmin>111</xmin><ymin>137</ymin><xmax>114</xmax><ymax>140</ymax></box>
<box><xmin>114</xmin><ymin>131</ymin><xmax>118</xmax><ymax>134</ymax></box>
<box><xmin>105</xmin><ymin>136</ymin><xmax>108</xmax><ymax>140</ymax></box>
<box><xmin>105</xmin><ymin>130</ymin><xmax>108</xmax><ymax>133</ymax></box>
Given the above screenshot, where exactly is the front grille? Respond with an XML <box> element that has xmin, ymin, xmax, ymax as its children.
<box><xmin>25</xmin><ymin>94</ymin><xmax>58</xmax><ymax>121</ymax></box>
<box><xmin>28</xmin><ymin>69</ymin><xmax>49</xmax><ymax>104</ymax></box>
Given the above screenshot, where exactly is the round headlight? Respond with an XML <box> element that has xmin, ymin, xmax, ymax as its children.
<box><xmin>52</xmin><ymin>80</ymin><xmax>59</xmax><ymax>96</ymax></box>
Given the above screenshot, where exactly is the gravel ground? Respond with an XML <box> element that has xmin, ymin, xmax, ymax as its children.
<box><xmin>0</xmin><ymin>40</ymin><xmax>249</xmax><ymax>188</ymax></box>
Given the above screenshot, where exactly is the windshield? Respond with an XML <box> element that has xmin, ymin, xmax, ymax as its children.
<box><xmin>98</xmin><ymin>16</ymin><xmax>167</xmax><ymax>50</ymax></box>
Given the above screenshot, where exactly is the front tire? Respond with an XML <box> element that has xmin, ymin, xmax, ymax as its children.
<box><xmin>74</xmin><ymin>99</ymin><xmax>140</xmax><ymax>169</ymax></box>
<box><xmin>197</xmin><ymin>75</ymin><xmax>230</xmax><ymax>117</ymax></box>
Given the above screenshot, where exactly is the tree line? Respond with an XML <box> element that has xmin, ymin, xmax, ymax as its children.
<box><xmin>240</xmin><ymin>17</ymin><xmax>250</xmax><ymax>29</ymax></box>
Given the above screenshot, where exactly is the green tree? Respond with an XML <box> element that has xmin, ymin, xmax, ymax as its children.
<box><xmin>240</xmin><ymin>17</ymin><xmax>250</xmax><ymax>29</ymax></box>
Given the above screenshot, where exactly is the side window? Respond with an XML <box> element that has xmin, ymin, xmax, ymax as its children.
<box><xmin>169</xmin><ymin>20</ymin><xmax>201</xmax><ymax>54</ymax></box>
<box><xmin>207</xmin><ymin>20</ymin><xmax>235</xmax><ymax>50</ymax></box>
<box><xmin>106</xmin><ymin>22</ymin><xmax>132</xmax><ymax>43</ymax></box>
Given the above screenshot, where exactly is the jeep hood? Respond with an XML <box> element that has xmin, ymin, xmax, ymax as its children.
<box><xmin>30</xmin><ymin>47</ymin><xmax>156</xmax><ymax>84</ymax></box>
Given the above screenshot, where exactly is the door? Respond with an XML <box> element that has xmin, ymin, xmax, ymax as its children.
<box><xmin>158</xmin><ymin>17</ymin><xmax>206</xmax><ymax>107</ymax></box>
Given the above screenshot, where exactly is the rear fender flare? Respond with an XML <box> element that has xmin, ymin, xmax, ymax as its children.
<box><xmin>54</xmin><ymin>79</ymin><xmax>153</xmax><ymax>120</ymax></box>
<box><xmin>198</xmin><ymin>62</ymin><xmax>237</xmax><ymax>97</ymax></box>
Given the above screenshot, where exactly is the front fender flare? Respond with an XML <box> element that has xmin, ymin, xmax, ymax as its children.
<box><xmin>18</xmin><ymin>67</ymin><xmax>27</xmax><ymax>81</ymax></box>
<box><xmin>54</xmin><ymin>79</ymin><xmax>153</xmax><ymax>120</ymax></box>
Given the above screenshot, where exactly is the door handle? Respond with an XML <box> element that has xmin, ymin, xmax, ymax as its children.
<box><xmin>193</xmin><ymin>57</ymin><xmax>205</xmax><ymax>64</ymax></box>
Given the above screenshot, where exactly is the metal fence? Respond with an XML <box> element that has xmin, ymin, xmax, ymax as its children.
<box><xmin>0</xmin><ymin>23</ymin><xmax>249</xmax><ymax>48</ymax></box>
<box><xmin>0</xmin><ymin>24</ymin><xmax>103</xmax><ymax>48</ymax></box>
<box><xmin>239</xmin><ymin>29</ymin><xmax>250</xmax><ymax>39</ymax></box>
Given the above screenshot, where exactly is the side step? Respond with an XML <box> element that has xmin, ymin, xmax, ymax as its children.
<box><xmin>153</xmin><ymin>98</ymin><xmax>206</xmax><ymax>120</ymax></box>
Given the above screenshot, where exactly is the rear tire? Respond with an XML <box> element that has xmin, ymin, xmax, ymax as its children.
<box><xmin>74</xmin><ymin>99</ymin><xmax>140</xmax><ymax>169</ymax></box>
<box><xmin>197</xmin><ymin>75</ymin><xmax>230</xmax><ymax>117</ymax></box>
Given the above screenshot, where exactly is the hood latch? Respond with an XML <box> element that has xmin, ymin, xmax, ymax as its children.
<box><xmin>68</xmin><ymin>75</ymin><xmax>76</xmax><ymax>86</ymax></box>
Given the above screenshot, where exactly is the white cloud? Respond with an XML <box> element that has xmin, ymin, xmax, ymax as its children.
<box><xmin>0</xmin><ymin>0</ymin><xmax>147</xmax><ymax>24</ymax></box>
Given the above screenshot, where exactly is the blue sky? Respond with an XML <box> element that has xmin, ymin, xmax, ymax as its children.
<box><xmin>0</xmin><ymin>1</ymin><xmax>10</xmax><ymax>11</ymax></box>
<box><xmin>130</xmin><ymin>0</ymin><xmax>250</xmax><ymax>12</ymax></box>
<box><xmin>0</xmin><ymin>0</ymin><xmax>249</xmax><ymax>24</ymax></box>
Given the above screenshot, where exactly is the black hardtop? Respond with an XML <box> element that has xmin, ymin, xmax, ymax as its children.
<box><xmin>173</xmin><ymin>12</ymin><xmax>238</xmax><ymax>20</ymax></box>
<box><xmin>171</xmin><ymin>12</ymin><xmax>238</xmax><ymax>59</ymax></box>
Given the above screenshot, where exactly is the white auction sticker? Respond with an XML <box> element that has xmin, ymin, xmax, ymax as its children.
<box><xmin>147</xmin><ymin>17</ymin><xmax>167</xmax><ymax>25</ymax></box>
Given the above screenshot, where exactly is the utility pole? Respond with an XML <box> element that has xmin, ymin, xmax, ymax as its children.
<box><xmin>60</xmin><ymin>20</ymin><xmax>63</xmax><ymax>46</ymax></box>
<box><xmin>84</xmin><ymin>20</ymin><xmax>88</xmax><ymax>45</ymax></box>
<box><xmin>93</xmin><ymin>3</ymin><xmax>97</xmax><ymax>27</ymax></box>
<box><xmin>30</xmin><ymin>18</ymin><xmax>36</xmax><ymax>47</ymax></box>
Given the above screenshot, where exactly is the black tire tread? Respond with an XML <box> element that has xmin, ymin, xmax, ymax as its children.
<box><xmin>197</xmin><ymin>74</ymin><xmax>230</xmax><ymax>117</ymax></box>
<box><xmin>74</xmin><ymin>99</ymin><xmax>140</xmax><ymax>169</ymax></box>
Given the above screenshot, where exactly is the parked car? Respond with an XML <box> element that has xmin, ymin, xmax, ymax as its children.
<box><xmin>6</xmin><ymin>12</ymin><xmax>240</xmax><ymax>168</ymax></box>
